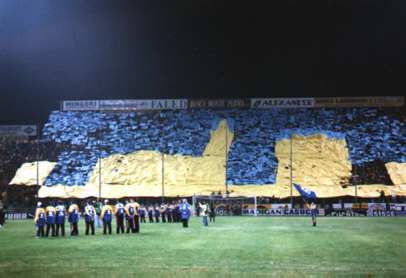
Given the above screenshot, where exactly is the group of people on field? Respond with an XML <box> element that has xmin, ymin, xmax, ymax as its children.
<box><xmin>34</xmin><ymin>199</ymin><xmax>194</xmax><ymax>238</ymax></box>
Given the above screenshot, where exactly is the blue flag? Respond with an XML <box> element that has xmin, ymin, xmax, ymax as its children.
<box><xmin>293</xmin><ymin>183</ymin><xmax>317</xmax><ymax>201</ymax></box>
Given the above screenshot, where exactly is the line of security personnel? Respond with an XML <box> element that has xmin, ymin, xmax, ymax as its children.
<box><xmin>34</xmin><ymin>199</ymin><xmax>142</xmax><ymax>237</ymax></box>
<box><xmin>142</xmin><ymin>201</ymin><xmax>186</xmax><ymax>224</ymax></box>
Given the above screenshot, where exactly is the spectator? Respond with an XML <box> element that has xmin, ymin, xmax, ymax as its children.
<box><xmin>0</xmin><ymin>198</ymin><xmax>4</xmax><ymax>228</ymax></box>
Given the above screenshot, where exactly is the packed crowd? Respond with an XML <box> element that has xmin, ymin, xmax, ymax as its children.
<box><xmin>0</xmin><ymin>137</ymin><xmax>62</xmax><ymax>183</ymax></box>
<box><xmin>0</xmin><ymin>137</ymin><xmax>66</xmax><ymax>209</ymax></box>
<box><xmin>351</xmin><ymin>160</ymin><xmax>393</xmax><ymax>185</ymax></box>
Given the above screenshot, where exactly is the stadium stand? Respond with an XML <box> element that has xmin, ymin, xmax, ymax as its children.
<box><xmin>40</xmin><ymin>107</ymin><xmax>405</xmax><ymax>187</ymax></box>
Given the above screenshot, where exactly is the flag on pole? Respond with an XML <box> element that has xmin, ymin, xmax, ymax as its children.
<box><xmin>293</xmin><ymin>183</ymin><xmax>317</xmax><ymax>201</ymax></box>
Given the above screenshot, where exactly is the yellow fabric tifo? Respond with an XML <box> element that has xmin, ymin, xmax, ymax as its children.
<box><xmin>385</xmin><ymin>162</ymin><xmax>406</xmax><ymax>185</ymax></box>
<box><xmin>12</xmin><ymin>118</ymin><xmax>406</xmax><ymax>198</ymax></box>
<box><xmin>385</xmin><ymin>162</ymin><xmax>406</xmax><ymax>197</ymax></box>
<box><xmin>275</xmin><ymin>134</ymin><xmax>352</xmax><ymax>187</ymax></box>
<box><xmin>388</xmin><ymin>185</ymin><xmax>406</xmax><ymax>197</ymax></box>
<box><xmin>10</xmin><ymin>161</ymin><xmax>57</xmax><ymax>186</ymax></box>
<box><xmin>38</xmin><ymin>120</ymin><xmax>233</xmax><ymax>198</ymax></box>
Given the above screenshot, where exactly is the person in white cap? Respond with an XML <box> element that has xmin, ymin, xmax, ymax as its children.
<box><xmin>179</xmin><ymin>199</ymin><xmax>191</xmax><ymax>228</ymax></box>
<box><xmin>115</xmin><ymin>200</ymin><xmax>125</xmax><ymax>234</ymax></box>
<box><xmin>34</xmin><ymin>202</ymin><xmax>46</xmax><ymax>238</ymax></box>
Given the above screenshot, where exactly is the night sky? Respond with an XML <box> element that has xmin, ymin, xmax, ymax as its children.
<box><xmin>0</xmin><ymin>0</ymin><xmax>405</xmax><ymax>124</ymax></box>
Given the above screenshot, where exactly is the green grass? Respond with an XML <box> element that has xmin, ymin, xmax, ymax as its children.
<box><xmin>1</xmin><ymin>217</ymin><xmax>406</xmax><ymax>277</ymax></box>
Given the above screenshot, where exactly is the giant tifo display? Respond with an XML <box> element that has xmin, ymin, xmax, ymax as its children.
<box><xmin>10</xmin><ymin>97</ymin><xmax>406</xmax><ymax>199</ymax></box>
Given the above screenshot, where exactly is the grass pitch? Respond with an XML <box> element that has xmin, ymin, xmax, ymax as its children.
<box><xmin>0</xmin><ymin>217</ymin><xmax>406</xmax><ymax>277</ymax></box>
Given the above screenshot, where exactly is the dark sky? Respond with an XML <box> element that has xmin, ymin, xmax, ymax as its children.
<box><xmin>0</xmin><ymin>0</ymin><xmax>405</xmax><ymax>124</ymax></box>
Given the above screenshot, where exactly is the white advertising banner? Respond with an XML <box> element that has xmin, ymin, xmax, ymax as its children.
<box><xmin>62</xmin><ymin>100</ymin><xmax>100</xmax><ymax>111</ymax></box>
<box><xmin>242</xmin><ymin>208</ymin><xmax>325</xmax><ymax>216</ymax></box>
<box><xmin>99</xmin><ymin>99</ymin><xmax>152</xmax><ymax>111</ymax></box>
<box><xmin>99</xmin><ymin>99</ymin><xmax>187</xmax><ymax>111</ymax></box>
<box><xmin>314</xmin><ymin>96</ymin><xmax>404</xmax><ymax>107</ymax></box>
<box><xmin>150</xmin><ymin>99</ymin><xmax>188</xmax><ymax>110</ymax></box>
<box><xmin>251</xmin><ymin>98</ymin><xmax>315</xmax><ymax>108</ymax></box>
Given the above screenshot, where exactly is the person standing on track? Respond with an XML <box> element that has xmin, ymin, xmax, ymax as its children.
<box><xmin>131</xmin><ymin>199</ymin><xmax>141</xmax><ymax>233</ymax></box>
<box><xmin>139</xmin><ymin>205</ymin><xmax>146</xmax><ymax>223</ymax></box>
<box><xmin>45</xmin><ymin>203</ymin><xmax>56</xmax><ymax>237</ymax></box>
<box><xmin>34</xmin><ymin>202</ymin><xmax>46</xmax><ymax>238</ymax></box>
<box><xmin>199</xmin><ymin>202</ymin><xmax>209</xmax><ymax>227</ymax></box>
<box><xmin>209</xmin><ymin>203</ymin><xmax>216</xmax><ymax>223</ymax></box>
<box><xmin>125</xmin><ymin>200</ymin><xmax>136</xmax><ymax>233</ymax></box>
<box><xmin>101</xmin><ymin>200</ymin><xmax>113</xmax><ymax>235</ymax></box>
<box><xmin>154</xmin><ymin>205</ymin><xmax>160</xmax><ymax>223</ymax></box>
<box><xmin>160</xmin><ymin>204</ymin><xmax>167</xmax><ymax>223</ymax></box>
<box><xmin>115</xmin><ymin>200</ymin><xmax>125</xmax><ymax>234</ymax></box>
<box><xmin>293</xmin><ymin>184</ymin><xmax>318</xmax><ymax>227</ymax></box>
<box><xmin>179</xmin><ymin>199</ymin><xmax>191</xmax><ymax>228</ymax></box>
<box><xmin>0</xmin><ymin>198</ymin><xmax>5</xmax><ymax>229</ymax></box>
<box><xmin>309</xmin><ymin>202</ymin><xmax>318</xmax><ymax>227</ymax></box>
<box><xmin>166</xmin><ymin>204</ymin><xmax>172</xmax><ymax>223</ymax></box>
<box><xmin>147</xmin><ymin>205</ymin><xmax>154</xmax><ymax>223</ymax></box>
<box><xmin>68</xmin><ymin>202</ymin><xmax>80</xmax><ymax>236</ymax></box>
<box><xmin>84</xmin><ymin>201</ymin><xmax>96</xmax><ymax>235</ymax></box>
<box><xmin>55</xmin><ymin>200</ymin><xmax>66</xmax><ymax>236</ymax></box>
<box><xmin>94</xmin><ymin>200</ymin><xmax>102</xmax><ymax>229</ymax></box>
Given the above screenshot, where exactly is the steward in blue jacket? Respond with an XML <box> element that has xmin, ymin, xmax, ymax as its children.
<box><xmin>84</xmin><ymin>202</ymin><xmax>96</xmax><ymax>235</ymax></box>
<box><xmin>115</xmin><ymin>201</ymin><xmax>126</xmax><ymax>234</ymax></box>
<box><xmin>154</xmin><ymin>206</ymin><xmax>160</xmax><ymax>223</ymax></box>
<box><xmin>34</xmin><ymin>202</ymin><xmax>46</xmax><ymax>238</ymax></box>
<box><xmin>101</xmin><ymin>200</ymin><xmax>113</xmax><ymax>235</ymax></box>
<box><xmin>68</xmin><ymin>203</ymin><xmax>80</xmax><ymax>236</ymax></box>
<box><xmin>55</xmin><ymin>201</ymin><xmax>66</xmax><ymax>236</ymax></box>
<box><xmin>45</xmin><ymin>204</ymin><xmax>56</xmax><ymax>237</ymax></box>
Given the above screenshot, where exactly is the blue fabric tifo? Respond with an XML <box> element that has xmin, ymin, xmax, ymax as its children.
<box><xmin>41</xmin><ymin>108</ymin><xmax>406</xmax><ymax>186</ymax></box>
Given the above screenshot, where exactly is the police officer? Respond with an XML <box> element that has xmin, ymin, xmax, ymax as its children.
<box><xmin>34</xmin><ymin>202</ymin><xmax>46</xmax><ymax>238</ymax></box>
<box><xmin>84</xmin><ymin>201</ymin><xmax>96</xmax><ymax>235</ymax></box>
<box><xmin>68</xmin><ymin>202</ymin><xmax>80</xmax><ymax>236</ymax></box>
<box><xmin>45</xmin><ymin>202</ymin><xmax>56</xmax><ymax>237</ymax></box>
<box><xmin>115</xmin><ymin>200</ymin><xmax>125</xmax><ymax>234</ymax></box>
<box><xmin>101</xmin><ymin>200</ymin><xmax>113</xmax><ymax>235</ymax></box>
<box><xmin>55</xmin><ymin>200</ymin><xmax>66</xmax><ymax>236</ymax></box>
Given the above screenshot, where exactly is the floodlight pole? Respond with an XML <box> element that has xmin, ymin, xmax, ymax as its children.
<box><xmin>192</xmin><ymin>194</ymin><xmax>196</xmax><ymax>216</ymax></box>
<box><xmin>161</xmin><ymin>151</ymin><xmax>165</xmax><ymax>203</ymax></box>
<box><xmin>36</xmin><ymin>124</ymin><xmax>40</xmax><ymax>186</ymax></box>
<box><xmin>225</xmin><ymin>121</ymin><xmax>228</xmax><ymax>194</ymax></box>
<box><xmin>290</xmin><ymin>134</ymin><xmax>293</xmax><ymax>208</ymax></box>
<box><xmin>160</xmin><ymin>120</ymin><xmax>165</xmax><ymax>203</ymax></box>
<box><xmin>98</xmin><ymin>136</ymin><xmax>102</xmax><ymax>200</ymax></box>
